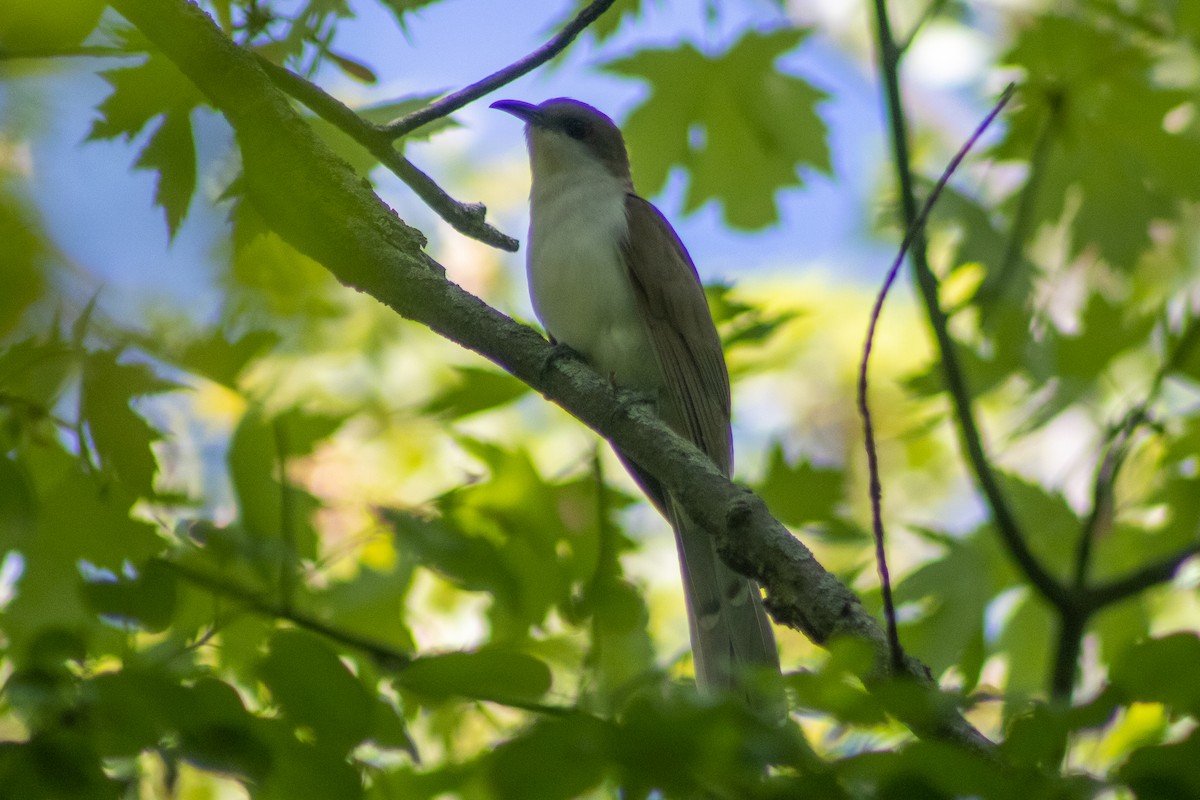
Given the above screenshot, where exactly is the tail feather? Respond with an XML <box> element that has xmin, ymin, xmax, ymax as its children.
<box><xmin>667</xmin><ymin>496</ymin><xmax>782</xmax><ymax>717</ymax></box>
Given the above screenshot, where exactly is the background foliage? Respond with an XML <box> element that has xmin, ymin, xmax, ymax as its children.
<box><xmin>2</xmin><ymin>0</ymin><xmax>1200</xmax><ymax>797</ymax></box>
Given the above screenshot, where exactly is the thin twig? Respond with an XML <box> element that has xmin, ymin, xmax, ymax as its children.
<box><xmin>858</xmin><ymin>84</ymin><xmax>1016</xmax><ymax>674</ymax></box>
<box><xmin>159</xmin><ymin>558</ymin><xmax>412</xmax><ymax>668</ymax></box>
<box><xmin>382</xmin><ymin>0</ymin><xmax>618</xmax><ymax>139</ymax></box>
<box><xmin>870</xmin><ymin>0</ymin><xmax>1070</xmax><ymax>610</ymax></box>
<box><xmin>256</xmin><ymin>57</ymin><xmax>519</xmax><ymax>252</ymax></box>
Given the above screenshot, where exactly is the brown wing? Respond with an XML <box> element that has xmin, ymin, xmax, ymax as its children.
<box><xmin>619</xmin><ymin>194</ymin><xmax>781</xmax><ymax>714</ymax></box>
<box><xmin>620</xmin><ymin>193</ymin><xmax>733</xmax><ymax>476</ymax></box>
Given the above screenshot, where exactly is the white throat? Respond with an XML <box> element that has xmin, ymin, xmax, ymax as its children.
<box><xmin>525</xmin><ymin>135</ymin><xmax>656</xmax><ymax>389</ymax></box>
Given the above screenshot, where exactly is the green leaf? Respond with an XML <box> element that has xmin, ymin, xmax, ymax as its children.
<box><xmin>1119</xmin><ymin>727</ymin><xmax>1200</xmax><ymax>800</ymax></box>
<box><xmin>88</xmin><ymin>54</ymin><xmax>204</xmax><ymax>143</ymax></box>
<box><xmin>398</xmin><ymin>648</ymin><xmax>553</xmax><ymax>704</ymax></box>
<box><xmin>754</xmin><ymin>444</ymin><xmax>844</xmax><ymax>529</ymax></box>
<box><xmin>552</xmin><ymin>0</ymin><xmax>643</xmax><ymax>45</ymax></box>
<box><xmin>422</xmin><ymin>366</ymin><xmax>530</xmax><ymax>419</ymax></box>
<box><xmin>996</xmin><ymin>472</ymin><xmax>1080</xmax><ymax>575</ymax></box>
<box><xmin>1110</xmin><ymin>633</ymin><xmax>1200</xmax><ymax>715</ymax></box>
<box><xmin>81</xmin><ymin>349</ymin><xmax>180</xmax><ymax>497</ymax></box>
<box><xmin>385</xmin><ymin>509</ymin><xmax>515</xmax><ymax>599</ymax></box>
<box><xmin>0</xmin><ymin>335</ymin><xmax>75</xmax><ymax>411</ymax></box>
<box><xmin>892</xmin><ymin>527</ymin><xmax>1013</xmax><ymax>682</ymax></box>
<box><xmin>996</xmin><ymin>16</ymin><xmax>1200</xmax><ymax>265</ymax></box>
<box><xmin>259</xmin><ymin>629</ymin><xmax>374</xmax><ymax>751</ymax></box>
<box><xmin>0</xmin><ymin>454</ymin><xmax>36</xmax><ymax>545</ymax></box>
<box><xmin>0</xmin><ymin>198</ymin><xmax>48</xmax><ymax>337</ymax></box>
<box><xmin>82</xmin><ymin>559</ymin><xmax>177</xmax><ymax>632</ymax></box>
<box><xmin>166</xmin><ymin>328</ymin><xmax>280</xmax><ymax>388</ymax></box>
<box><xmin>0</xmin><ymin>0</ymin><xmax>105</xmax><ymax>53</ymax></box>
<box><xmin>133</xmin><ymin>109</ymin><xmax>197</xmax><ymax>238</ymax></box>
<box><xmin>176</xmin><ymin>677</ymin><xmax>273</xmax><ymax>783</ymax></box>
<box><xmin>0</xmin><ymin>732</ymin><xmax>119</xmax><ymax>800</ymax></box>
<box><xmin>605</xmin><ymin>28</ymin><xmax>830</xmax><ymax>228</ymax></box>
<box><xmin>228</xmin><ymin>406</ymin><xmax>319</xmax><ymax>559</ymax></box>
<box><xmin>487</xmin><ymin>715</ymin><xmax>611</xmax><ymax>800</ymax></box>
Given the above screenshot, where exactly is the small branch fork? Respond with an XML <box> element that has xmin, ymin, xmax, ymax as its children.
<box><xmin>859</xmin><ymin>83</ymin><xmax>1016</xmax><ymax>674</ymax></box>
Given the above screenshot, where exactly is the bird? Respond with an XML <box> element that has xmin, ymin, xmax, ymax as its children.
<box><xmin>491</xmin><ymin>97</ymin><xmax>781</xmax><ymax>712</ymax></box>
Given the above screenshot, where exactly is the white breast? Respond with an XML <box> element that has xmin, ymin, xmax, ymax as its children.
<box><xmin>527</xmin><ymin>152</ymin><xmax>658</xmax><ymax>390</ymax></box>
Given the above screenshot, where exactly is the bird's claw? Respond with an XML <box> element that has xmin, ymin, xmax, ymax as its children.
<box><xmin>539</xmin><ymin>340</ymin><xmax>585</xmax><ymax>383</ymax></box>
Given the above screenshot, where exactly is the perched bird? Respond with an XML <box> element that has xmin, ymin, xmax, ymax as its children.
<box><xmin>492</xmin><ymin>97</ymin><xmax>780</xmax><ymax>710</ymax></box>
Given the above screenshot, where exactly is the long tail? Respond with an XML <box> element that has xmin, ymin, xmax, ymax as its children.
<box><xmin>666</xmin><ymin>495</ymin><xmax>782</xmax><ymax>717</ymax></box>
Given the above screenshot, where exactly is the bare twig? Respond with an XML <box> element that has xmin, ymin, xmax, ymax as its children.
<box><xmin>257</xmin><ymin>57</ymin><xmax>519</xmax><ymax>251</ymax></box>
<box><xmin>869</xmin><ymin>0</ymin><xmax>1070</xmax><ymax>611</ymax></box>
<box><xmin>859</xmin><ymin>84</ymin><xmax>1015</xmax><ymax>674</ymax></box>
<box><xmin>159</xmin><ymin>558</ymin><xmax>412</xmax><ymax>669</ymax></box>
<box><xmin>382</xmin><ymin>0</ymin><xmax>618</xmax><ymax>139</ymax></box>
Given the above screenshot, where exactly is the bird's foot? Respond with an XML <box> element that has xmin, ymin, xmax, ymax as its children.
<box><xmin>538</xmin><ymin>340</ymin><xmax>585</xmax><ymax>383</ymax></box>
<box><xmin>611</xmin><ymin>386</ymin><xmax>657</xmax><ymax>422</ymax></box>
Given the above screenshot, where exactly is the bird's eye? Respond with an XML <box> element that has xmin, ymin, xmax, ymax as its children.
<box><xmin>563</xmin><ymin>118</ymin><xmax>588</xmax><ymax>140</ymax></box>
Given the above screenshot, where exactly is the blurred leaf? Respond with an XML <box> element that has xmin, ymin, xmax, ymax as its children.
<box><xmin>81</xmin><ymin>349</ymin><xmax>180</xmax><ymax>497</ymax></box>
<box><xmin>259</xmin><ymin>629</ymin><xmax>374</xmax><ymax>751</ymax></box>
<box><xmin>377</xmin><ymin>0</ymin><xmax>449</xmax><ymax>31</ymax></box>
<box><xmin>487</xmin><ymin>714</ymin><xmax>610</xmax><ymax>800</ymax></box>
<box><xmin>996</xmin><ymin>472</ymin><xmax>1079</xmax><ymax>576</ymax></box>
<box><xmin>422</xmin><ymin>366</ymin><xmax>530</xmax><ymax>419</ymax></box>
<box><xmin>228</xmin><ymin>406</ymin><xmax>319</xmax><ymax>559</ymax></box>
<box><xmin>82</xmin><ymin>559</ymin><xmax>177</xmax><ymax>632</ymax></box>
<box><xmin>552</xmin><ymin>0</ymin><xmax>642</xmax><ymax>44</ymax></box>
<box><xmin>227</xmin><ymin>200</ymin><xmax>342</xmax><ymax>320</ymax></box>
<box><xmin>386</xmin><ymin>508</ymin><xmax>518</xmax><ymax>605</ymax></box>
<box><xmin>176</xmin><ymin>677</ymin><xmax>272</xmax><ymax>782</ymax></box>
<box><xmin>706</xmin><ymin>283</ymin><xmax>800</xmax><ymax>356</ymax></box>
<box><xmin>312</xmin><ymin>561</ymin><xmax>417</xmax><ymax>654</ymax></box>
<box><xmin>160</xmin><ymin>327</ymin><xmax>280</xmax><ymax>388</ymax></box>
<box><xmin>754</xmin><ymin>444</ymin><xmax>844</xmax><ymax>528</ymax></box>
<box><xmin>605</xmin><ymin>28</ymin><xmax>830</xmax><ymax>228</ymax></box>
<box><xmin>0</xmin><ymin>454</ymin><xmax>36</xmax><ymax>544</ymax></box>
<box><xmin>0</xmin><ymin>335</ymin><xmax>75</xmax><ymax>411</ymax></box>
<box><xmin>398</xmin><ymin>648</ymin><xmax>553</xmax><ymax>704</ymax></box>
<box><xmin>0</xmin><ymin>198</ymin><xmax>48</xmax><ymax>337</ymax></box>
<box><xmin>996</xmin><ymin>16</ymin><xmax>1200</xmax><ymax>265</ymax></box>
<box><xmin>0</xmin><ymin>732</ymin><xmax>118</xmax><ymax>800</ymax></box>
<box><xmin>133</xmin><ymin>109</ymin><xmax>196</xmax><ymax>237</ymax></box>
<box><xmin>892</xmin><ymin>528</ymin><xmax>1006</xmax><ymax>682</ymax></box>
<box><xmin>1119</xmin><ymin>727</ymin><xmax>1200</xmax><ymax>800</ymax></box>
<box><xmin>1110</xmin><ymin>633</ymin><xmax>1200</xmax><ymax>715</ymax></box>
<box><xmin>996</xmin><ymin>588</ymin><xmax>1055</xmax><ymax>698</ymax></box>
<box><xmin>326</xmin><ymin>49</ymin><xmax>377</xmax><ymax>83</ymax></box>
<box><xmin>88</xmin><ymin>54</ymin><xmax>204</xmax><ymax>143</ymax></box>
<box><xmin>0</xmin><ymin>0</ymin><xmax>105</xmax><ymax>53</ymax></box>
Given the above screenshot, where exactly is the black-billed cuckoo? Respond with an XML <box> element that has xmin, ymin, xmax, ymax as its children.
<box><xmin>492</xmin><ymin>97</ymin><xmax>780</xmax><ymax>709</ymax></box>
